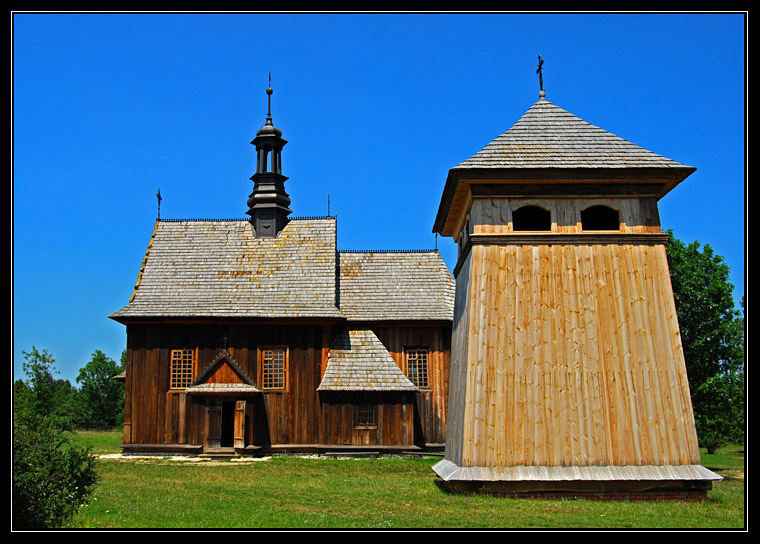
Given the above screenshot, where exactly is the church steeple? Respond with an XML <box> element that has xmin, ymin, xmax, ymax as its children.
<box><xmin>246</xmin><ymin>77</ymin><xmax>291</xmax><ymax>238</ymax></box>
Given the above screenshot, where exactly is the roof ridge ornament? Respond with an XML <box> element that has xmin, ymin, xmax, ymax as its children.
<box><xmin>537</xmin><ymin>54</ymin><xmax>545</xmax><ymax>100</ymax></box>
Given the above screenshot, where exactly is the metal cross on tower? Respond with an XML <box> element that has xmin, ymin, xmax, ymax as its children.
<box><xmin>536</xmin><ymin>54</ymin><xmax>544</xmax><ymax>92</ymax></box>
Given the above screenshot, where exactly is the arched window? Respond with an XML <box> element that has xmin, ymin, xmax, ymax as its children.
<box><xmin>513</xmin><ymin>205</ymin><xmax>551</xmax><ymax>231</ymax></box>
<box><xmin>581</xmin><ymin>205</ymin><xmax>620</xmax><ymax>231</ymax></box>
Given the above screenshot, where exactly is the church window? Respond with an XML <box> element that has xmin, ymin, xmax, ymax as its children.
<box><xmin>356</xmin><ymin>401</ymin><xmax>377</xmax><ymax>428</ymax></box>
<box><xmin>170</xmin><ymin>349</ymin><xmax>195</xmax><ymax>389</ymax></box>
<box><xmin>405</xmin><ymin>348</ymin><xmax>429</xmax><ymax>388</ymax></box>
<box><xmin>261</xmin><ymin>347</ymin><xmax>288</xmax><ymax>390</ymax></box>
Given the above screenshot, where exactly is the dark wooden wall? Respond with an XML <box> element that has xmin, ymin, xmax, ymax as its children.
<box><xmin>373</xmin><ymin>324</ymin><xmax>451</xmax><ymax>446</ymax></box>
<box><xmin>319</xmin><ymin>392</ymin><xmax>416</xmax><ymax>447</ymax></box>
<box><xmin>122</xmin><ymin>321</ymin><xmax>450</xmax><ymax>451</ymax></box>
<box><xmin>124</xmin><ymin>322</ymin><xmax>324</xmax><ymax>448</ymax></box>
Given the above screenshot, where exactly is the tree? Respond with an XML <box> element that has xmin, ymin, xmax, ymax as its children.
<box><xmin>14</xmin><ymin>347</ymin><xmax>99</xmax><ymax>528</ymax></box>
<box><xmin>19</xmin><ymin>346</ymin><xmax>76</xmax><ymax>423</ymax></box>
<box><xmin>75</xmin><ymin>349</ymin><xmax>124</xmax><ymax>427</ymax></box>
<box><xmin>666</xmin><ymin>231</ymin><xmax>745</xmax><ymax>453</ymax></box>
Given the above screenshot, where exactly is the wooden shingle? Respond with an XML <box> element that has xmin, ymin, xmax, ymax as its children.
<box><xmin>454</xmin><ymin>98</ymin><xmax>695</xmax><ymax>170</ymax></box>
<box><xmin>318</xmin><ymin>327</ymin><xmax>418</xmax><ymax>392</ymax></box>
<box><xmin>111</xmin><ymin>217</ymin><xmax>343</xmax><ymax>320</ymax></box>
<box><xmin>338</xmin><ymin>251</ymin><xmax>455</xmax><ymax>322</ymax></box>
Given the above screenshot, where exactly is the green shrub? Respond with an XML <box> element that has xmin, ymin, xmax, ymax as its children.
<box><xmin>13</xmin><ymin>411</ymin><xmax>99</xmax><ymax>529</ymax></box>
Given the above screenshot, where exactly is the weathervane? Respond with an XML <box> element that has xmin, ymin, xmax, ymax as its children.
<box><xmin>536</xmin><ymin>54</ymin><xmax>544</xmax><ymax>92</ymax></box>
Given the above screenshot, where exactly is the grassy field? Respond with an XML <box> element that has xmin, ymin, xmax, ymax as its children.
<box><xmin>68</xmin><ymin>429</ymin><xmax>745</xmax><ymax>530</ymax></box>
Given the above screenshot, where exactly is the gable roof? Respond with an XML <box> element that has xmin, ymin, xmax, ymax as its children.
<box><xmin>110</xmin><ymin>217</ymin><xmax>455</xmax><ymax>323</ymax></box>
<box><xmin>338</xmin><ymin>250</ymin><xmax>455</xmax><ymax>322</ymax></box>
<box><xmin>110</xmin><ymin>217</ymin><xmax>343</xmax><ymax>321</ymax></box>
<box><xmin>317</xmin><ymin>327</ymin><xmax>418</xmax><ymax>392</ymax></box>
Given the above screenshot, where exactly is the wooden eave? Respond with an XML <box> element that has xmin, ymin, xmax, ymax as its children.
<box><xmin>109</xmin><ymin>315</ymin><xmax>347</xmax><ymax>326</ymax></box>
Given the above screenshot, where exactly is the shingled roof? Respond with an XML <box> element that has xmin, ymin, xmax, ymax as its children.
<box><xmin>110</xmin><ymin>217</ymin><xmax>455</xmax><ymax>323</ymax></box>
<box><xmin>453</xmin><ymin>97</ymin><xmax>695</xmax><ymax>170</ymax></box>
<box><xmin>434</xmin><ymin>95</ymin><xmax>696</xmax><ymax>236</ymax></box>
<box><xmin>317</xmin><ymin>327</ymin><xmax>418</xmax><ymax>392</ymax></box>
<box><xmin>338</xmin><ymin>250</ymin><xmax>455</xmax><ymax>322</ymax></box>
<box><xmin>110</xmin><ymin>217</ymin><xmax>343</xmax><ymax>321</ymax></box>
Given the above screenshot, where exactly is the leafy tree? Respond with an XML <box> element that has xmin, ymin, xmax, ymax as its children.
<box><xmin>14</xmin><ymin>347</ymin><xmax>99</xmax><ymax>528</ymax></box>
<box><xmin>19</xmin><ymin>346</ymin><xmax>76</xmax><ymax>423</ymax></box>
<box><xmin>12</xmin><ymin>411</ymin><xmax>98</xmax><ymax>528</ymax></box>
<box><xmin>13</xmin><ymin>379</ymin><xmax>33</xmax><ymax>415</ymax></box>
<box><xmin>20</xmin><ymin>346</ymin><xmax>57</xmax><ymax>417</ymax></box>
<box><xmin>75</xmin><ymin>350</ymin><xmax>124</xmax><ymax>427</ymax></box>
<box><xmin>666</xmin><ymin>231</ymin><xmax>745</xmax><ymax>453</ymax></box>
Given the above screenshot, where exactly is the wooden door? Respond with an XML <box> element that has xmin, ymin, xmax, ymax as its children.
<box><xmin>234</xmin><ymin>400</ymin><xmax>246</xmax><ymax>449</ymax></box>
<box><xmin>206</xmin><ymin>400</ymin><xmax>222</xmax><ymax>449</ymax></box>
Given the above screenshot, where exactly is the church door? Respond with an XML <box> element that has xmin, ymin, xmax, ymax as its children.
<box><xmin>205</xmin><ymin>399</ymin><xmax>247</xmax><ymax>450</ymax></box>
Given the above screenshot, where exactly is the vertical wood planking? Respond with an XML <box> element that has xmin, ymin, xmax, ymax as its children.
<box><xmin>453</xmin><ymin>196</ymin><xmax>699</xmax><ymax>470</ymax></box>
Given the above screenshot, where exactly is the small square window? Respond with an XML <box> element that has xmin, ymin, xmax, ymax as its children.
<box><xmin>356</xmin><ymin>403</ymin><xmax>377</xmax><ymax>427</ymax></box>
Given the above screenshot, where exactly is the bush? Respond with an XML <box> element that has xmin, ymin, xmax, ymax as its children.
<box><xmin>13</xmin><ymin>411</ymin><xmax>99</xmax><ymax>529</ymax></box>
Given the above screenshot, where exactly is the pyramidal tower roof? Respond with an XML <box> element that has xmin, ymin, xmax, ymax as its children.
<box><xmin>434</xmin><ymin>88</ymin><xmax>696</xmax><ymax>237</ymax></box>
<box><xmin>455</xmin><ymin>94</ymin><xmax>694</xmax><ymax>171</ymax></box>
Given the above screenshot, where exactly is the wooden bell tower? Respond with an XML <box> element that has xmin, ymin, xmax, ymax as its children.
<box><xmin>432</xmin><ymin>70</ymin><xmax>721</xmax><ymax>497</ymax></box>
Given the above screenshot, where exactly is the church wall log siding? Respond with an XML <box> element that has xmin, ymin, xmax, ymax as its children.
<box><xmin>318</xmin><ymin>393</ymin><xmax>415</xmax><ymax>446</ymax></box>
<box><xmin>124</xmin><ymin>323</ymin><xmax>326</xmax><ymax>448</ymax></box>
<box><xmin>373</xmin><ymin>325</ymin><xmax>451</xmax><ymax>446</ymax></box>
<box><xmin>123</xmin><ymin>321</ymin><xmax>448</xmax><ymax>450</ymax></box>
<box><xmin>454</xmin><ymin>236</ymin><xmax>699</xmax><ymax>469</ymax></box>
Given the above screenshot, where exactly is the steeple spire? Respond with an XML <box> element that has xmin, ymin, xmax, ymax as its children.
<box><xmin>246</xmin><ymin>77</ymin><xmax>291</xmax><ymax>238</ymax></box>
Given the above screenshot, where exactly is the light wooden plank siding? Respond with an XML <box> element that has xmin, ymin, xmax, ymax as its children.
<box><xmin>469</xmin><ymin>197</ymin><xmax>661</xmax><ymax>235</ymax></box>
<box><xmin>447</xmin><ymin>197</ymin><xmax>701</xmax><ymax>469</ymax></box>
<box><xmin>444</xmin><ymin>251</ymin><xmax>473</xmax><ymax>467</ymax></box>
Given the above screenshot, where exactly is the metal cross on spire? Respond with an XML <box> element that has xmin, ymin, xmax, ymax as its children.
<box><xmin>536</xmin><ymin>54</ymin><xmax>544</xmax><ymax>92</ymax></box>
<box><xmin>266</xmin><ymin>71</ymin><xmax>273</xmax><ymax>123</ymax></box>
<box><xmin>156</xmin><ymin>188</ymin><xmax>162</xmax><ymax>219</ymax></box>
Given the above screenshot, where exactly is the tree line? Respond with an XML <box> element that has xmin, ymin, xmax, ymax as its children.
<box><xmin>14</xmin><ymin>347</ymin><xmax>125</xmax><ymax>428</ymax></box>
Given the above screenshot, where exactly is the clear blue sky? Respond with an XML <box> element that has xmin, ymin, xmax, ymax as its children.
<box><xmin>13</xmin><ymin>12</ymin><xmax>746</xmax><ymax>384</ymax></box>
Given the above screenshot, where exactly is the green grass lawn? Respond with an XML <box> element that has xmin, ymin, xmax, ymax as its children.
<box><xmin>68</xmin><ymin>429</ymin><xmax>745</xmax><ymax>529</ymax></box>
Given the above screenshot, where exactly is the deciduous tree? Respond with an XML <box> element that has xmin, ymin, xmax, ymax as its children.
<box><xmin>666</xmin><ymin>231</ymin><xmax>745</xmax><ymax>453</ymax></box>
<box><xmin>75</xmin><ymin>349</ymin><xmax>124</xmax><ymax>427</ymax></box>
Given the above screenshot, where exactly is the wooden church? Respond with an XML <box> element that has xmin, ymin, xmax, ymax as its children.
<box><xmin>431</xmin><ymin>77</ymin><xmax>721</xmax><ymax>498</ymax></box>
<box><xmin>110</xmin><ymin>86</ymin><xmax>455</xmax><ymax>456</ymax></box>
